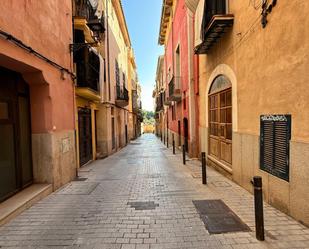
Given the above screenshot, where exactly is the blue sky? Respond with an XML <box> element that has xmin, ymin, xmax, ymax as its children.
<box><xmin>122</xmin><ymin>0</ymin><xmax>163</xmax><ymax>111</ymax></box>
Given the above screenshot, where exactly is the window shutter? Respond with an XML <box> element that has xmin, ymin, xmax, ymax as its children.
<box><xmin>260</xmin><ymin>115</ymin><xmax>291</xmax><ymax>181</ymax></box>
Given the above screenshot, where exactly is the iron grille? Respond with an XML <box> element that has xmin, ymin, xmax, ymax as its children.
<box><xmin>260</xmin><ymin>115</ymin><xmax>291</xmax><ymax>181</ymax></box>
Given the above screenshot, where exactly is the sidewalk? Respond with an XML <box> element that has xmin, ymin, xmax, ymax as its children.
<box><xmin>160</xmin><ymin>138</ymin><xmax>309</xmax><ymax>249</ymax></box>
<box><xmin>0</xmin><ymin>134</ymin><xmax>308</xmax><ymax>249</ymax></box>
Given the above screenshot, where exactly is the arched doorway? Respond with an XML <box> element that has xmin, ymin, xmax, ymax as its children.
<box><xmin>208</xmin><ymin>75</ymin><xmax>232</xmax><ymax>169</ymax></box>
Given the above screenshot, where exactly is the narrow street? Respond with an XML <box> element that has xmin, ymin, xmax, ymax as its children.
<box><xmin>0</xmin><ymin>134</ymin><xmax>308</xmax><ymax>249</ymax></box>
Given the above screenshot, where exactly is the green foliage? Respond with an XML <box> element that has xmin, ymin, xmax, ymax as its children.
<box><xmin>142</xmin><ymin>110</ymin><xmax>155</xmax><ymax>125</ymax></box>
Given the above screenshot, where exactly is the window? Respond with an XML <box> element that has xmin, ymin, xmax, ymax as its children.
<box><xmin>260</xmin><ymin>115</ymin><xmax>291</xmax><ymax>181</ymax></box>
<box><xmin>183</xmin><ymin>92</ymin><xmax>186</xmax><ymax>110</ymax></box>
<box><xmin>172</xmin><ymin>104</ymin><xmax>176</xmax><ymax>121</ymax></box>
<box><xmin>115</xmin><ymin>60</ymin><xmax>120</xmax><ymax>86</ymax></box>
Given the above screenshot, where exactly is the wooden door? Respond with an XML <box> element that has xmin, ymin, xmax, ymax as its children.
<box><xmin>0</xmin><ymin>68</ymin><xmax>32</xmax><ymax>202</ymax></box>
<box><xmin>78</xmin><ymin>108</ymin><xmax>92</xmax><ymax>166</ymax></box>
<box><xmin>209</xmin><ymin>88</ymin><xmax>232</xmax><ymax>166</ymax></box>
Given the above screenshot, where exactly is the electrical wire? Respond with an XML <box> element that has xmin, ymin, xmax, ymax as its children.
<box><xmin>0</xmin><ymin>29</ymin><xmax>75</xmax><ymax>79</ymax></box>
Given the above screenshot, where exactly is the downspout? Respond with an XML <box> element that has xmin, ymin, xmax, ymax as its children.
<box><xmin>71</xmin><ymin>0</ymin><xmax>79</xmax><ymax>178</ymax></box>
<box><xmin>106</xmin><ymin>0</ymin><xmax>111</xmax><ymax>101</ymax></box>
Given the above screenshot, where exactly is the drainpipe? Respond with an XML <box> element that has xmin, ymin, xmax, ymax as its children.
<box><xmin>106</xmin><ymin>0</ymin><xmax>111</xmax><ymax>101</ymax></box>
<box><xmin>71</xmin><ymin>0</ymin><xmax>79</xmax><ymax>178</ymax></box>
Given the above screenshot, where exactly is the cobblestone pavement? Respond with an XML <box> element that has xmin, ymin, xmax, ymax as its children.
<box><xmin>0</xmin><ymin>134</ymin><xmax>309</xmax><ymax>249</ymax></box>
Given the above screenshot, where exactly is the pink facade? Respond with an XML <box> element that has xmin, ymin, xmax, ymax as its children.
<box><xmin>165</xmin><ymin>0</ymin><xmax>191</xmax><ymax>139</ymax></box>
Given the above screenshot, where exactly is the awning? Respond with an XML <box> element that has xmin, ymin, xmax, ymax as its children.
<box><xmin>185</xmin><ymin>0</ymin><xmax>200</xmax><ymax>12</ymax></box>
<box><xmin>194</xmin><ymin>0</ymin><xmax>205</xmax><ymax>48</ymax></box>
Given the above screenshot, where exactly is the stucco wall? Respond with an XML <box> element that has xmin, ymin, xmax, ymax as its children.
<box><xmin>0</xmin><ymin>0</ymin><xmax>73</xmax><ymax>70</ymax></box>
<box><xmin>0</xmin><ymin>0</ymin><xmax>76</xmax><ymax>190</ymax></box>
<box><xmin>198</xmin><ymin>0</ymin><xmax>309</xmax><ymax>225</ymax></box>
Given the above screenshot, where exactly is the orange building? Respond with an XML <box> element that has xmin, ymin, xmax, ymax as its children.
<box><xmin>0</xmin><ymin>0</ymin><xmax>76</xmax><ymax>210</ymax></box>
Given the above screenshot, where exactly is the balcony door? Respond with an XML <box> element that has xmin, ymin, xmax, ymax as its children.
<box><xmin>0</xmin><ymin>67</ymin><xmax>32</xmax><ymax>202</ymax></box>
<box><xmin>208</xmin><ymin>75</ymin><xmax>232</xmax><ymax>169</ymax></box>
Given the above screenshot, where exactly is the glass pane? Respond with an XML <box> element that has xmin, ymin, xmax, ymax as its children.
<box><xmin>226</xmin><ymin>124</ymin><xmax>232</xmax><ymax>140</ymax></box>
<box><xmin>19</xmin><ymin>97</ymin><xmax>32</xmax><ymax>186</ymax></box>
<box><xmin>220</xmin><ymin>125</ymin><xmax>225</xmax><ymax>137</ymax></box>
<box><xmin>0</xmin><ymin>124</ymin><xmax>17</xmax><ymax>200</ymax></box>
<box><xmin>226</xmin><ymin>90</ymin><xmax>232</xmax><ymax>106</ymax></box>
<box><xmin>226</xmin><ymin>107</ymin><xmax>232</xmax><ymax>123</ymax></box>
<box><xmin>0</xmin><ymin>102</ymin><xmax>9</xmax><ymax>119</ymax></box>
<box><xmin>209</xmin><ymin>75</ymin><xmax>232</xmax><ymax>94</ymax></box>
<box><xmin>214</xmin><ymin>124</ymin><xmax>219</xmax><ymax>136</ymax></box>
<box><xmin>214</xmin><ymin>95</ymin><xmax>218</xmax><ymax>108</ymax></box>
<box><xmin>220</xmin><ymin>92</ymin><xmax>226</xmax><ymax>107</ymax></box>
<box><xmin>220</xmin><ymin>109</ymin><xmax>226</xmax><ymax>123</ymax></box>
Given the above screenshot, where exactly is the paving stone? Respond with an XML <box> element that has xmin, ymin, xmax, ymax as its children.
<box><xmin>0</xmin><ymin>135</ymin><xmax>308</xmax><ymax>249</ymax></box>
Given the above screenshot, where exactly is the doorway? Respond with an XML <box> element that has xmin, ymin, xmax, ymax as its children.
<box><xmin>78</xmin><ymin>107</ymin><xmax>92</xmax><ymax>166</ymax></box>
<box><xmin>208</xmin><ymin>75</ymin><xmax>232</xmax><ymax>168</ymax></box>
<box><xmin>0</xmin><ymin>67</ymin><xmax>33</xmax><ymax>202</ymax></box>
<box><xmin>178</xmin><ymin>120</ymin><xmax>181</xmax><ymax>147</ymax></box>
<box><xmin>183</xmin><ymin>118</ymin><xmax>189</xmax><ymax>152</ymax></box>
<box><xmin>125</xmin><ymin>124</ymin><xmax>128</xmax><ymax>144</ymax></box>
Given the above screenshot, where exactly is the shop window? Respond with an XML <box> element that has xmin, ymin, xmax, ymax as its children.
<box><xmin>260</xmin><ymin>115</ymin><xmax>291</xmax><ymax>181</ymax></box>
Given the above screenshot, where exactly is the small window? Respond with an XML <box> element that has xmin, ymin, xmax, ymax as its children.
<box><xmin>260</xmin><ymin>115</ymin><xmax>291</xmax><ymax>181</ymax></box>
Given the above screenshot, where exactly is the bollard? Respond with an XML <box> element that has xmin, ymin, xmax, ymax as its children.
<box><xmin>161</xmin><ymin>134</ymin><xmax>162</xmax><ymax>141</ymax></box>
<box><xmin>163</xmin><ymin>136</ymin><xmax>165</xmax><ymax>145</ymax></box>
<box><xmin>201</xmin><ymin>152</ymin><xmax>207</xmax><ymax>184</ymax></box>
<box><xmin>173</xmin><ymin>140</ymin><xmax>175</xmax><ymax>155</ymax></box>
<box><xmin>182</xmin><ymin>145</ymin><xmax>186</xmax><ymax>165</ymax></box>
<box><xmin>167</xmin><ymin>136</ymin><xmax>169</xmax><ymax>148</ymax></box>
<box><xmin>253</xmin><ymin>176</ymin><xmax>265</xmax><ymax>241</ymax></box>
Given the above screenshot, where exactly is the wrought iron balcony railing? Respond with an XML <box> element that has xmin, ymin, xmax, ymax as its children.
<box><xmin>195</xmin><ymin>0</ymin><xmax>234</xmax><ymax>54</ymax></box>
<box><xmin>116</xmin><ymin>86</ymin><xmax>129</xmax><ymax>102</ymax></box>
<box><xmin>74</xmin><ymin>0</ymin><xmax>105</xmax><ymax>34</ymax></box>
<box><xmin>168</xmin><ymin>76</ymin><xmax>182</xmax><ymax>102</ymax></box>
<box><xmin>75</xmin><ymin>49</ymin><xmax>100</xmax><ymax>92</ymax></box>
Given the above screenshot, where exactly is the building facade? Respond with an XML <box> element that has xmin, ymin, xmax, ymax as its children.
<box><xmin>155</xmin><ymin>0</ymin><xmax>309</xmax><ymax>226</ymax></box>
<box><xmin>73</xmin><ymin>0</ymin><xmax>142</xmax><ymax>163</ymax></box>
<box><xmin>0</xmin><ymin>0</ymin><xmax>76</xmax><ymax>203</ymax></box>
<box><xmin>156</xmin><ymin>0</ymin><xmax>199</xmax><ymax>157</ymax></box>
<box><xmin>196</xmin><ymin>0</ymin><xmax>309</xmax><ymax>226</ymax></box>
<box><xmin>72</xmin><ymin>0</ymin><xmax>105</xmax><ymax>167</ymax></box>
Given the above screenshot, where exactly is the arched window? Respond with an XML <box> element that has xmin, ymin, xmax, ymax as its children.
<box><xmin>209</xmin><ymin>75</ymin><xmax>232</xmax><ymax>95</ymax></box>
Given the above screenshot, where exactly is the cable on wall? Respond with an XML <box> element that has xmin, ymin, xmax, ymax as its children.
<box><xmin>0</xmin><ymin>29</ymin><xmax>75</xmax><ymax>79</ymax></box>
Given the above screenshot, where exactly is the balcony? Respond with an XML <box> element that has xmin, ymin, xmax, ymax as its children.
<box><xmin>155</xmin><ymin>93</ymin><xmax>164</xmax><ymax>112</ymax></box>
<box><xmin>116</xmin><ymin>86</ymin><xmax>129</xmax><ymax>107</ymax></box>
<box><xmin>168</xmin><ymin>76</ymin><xmax>182</xmax><ymax>102</ymax></box>
<box><xmin>75</xmin><ymin>48</ymin><xmax>100</xmax><ymax>101</ymax></box>
<box><xmin>195</xmin><ymin>0</ymin><xmax>234</xmax><ymax>54</ymax></box>
<box><xmin>73</xmin><ymin>0</ymin><xmax>105</xmax><ymax>43</ymax></box>
<box><xmin>132</xmin><ymin>90</ymin><xmax>140</xmax><ymax>114</ymax></box>
<box><xmin>138</xmin><ymin>110</ymin><xmax>144</xmax><ymax>122</ymax></box>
